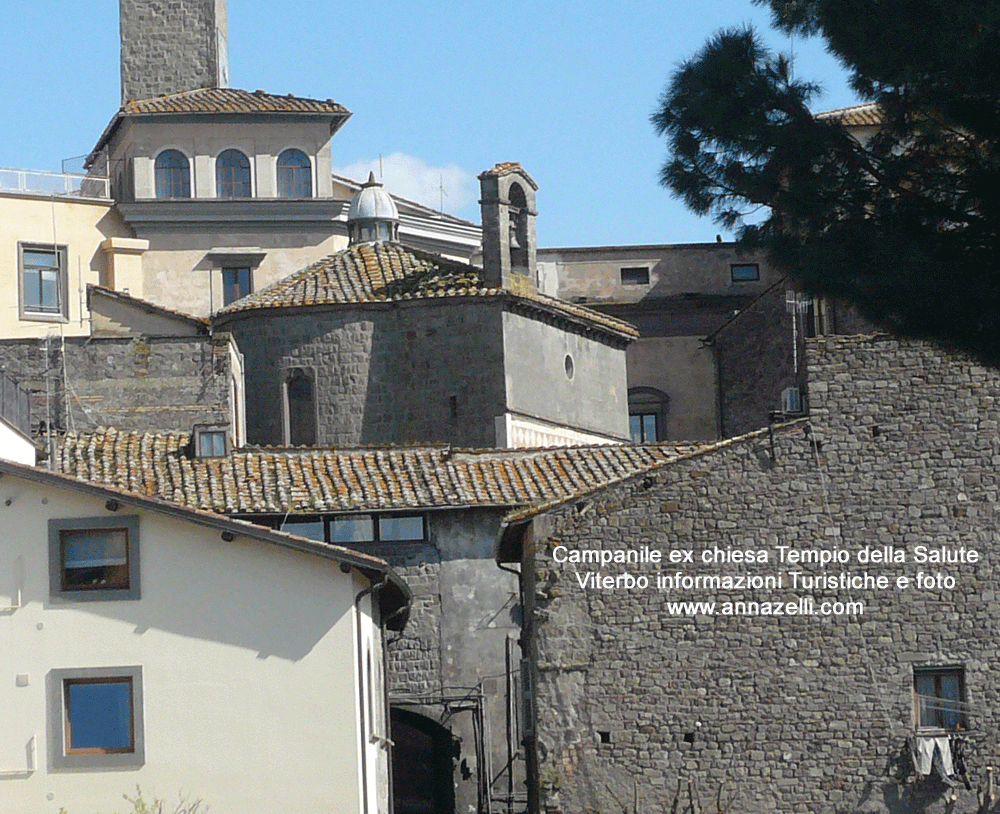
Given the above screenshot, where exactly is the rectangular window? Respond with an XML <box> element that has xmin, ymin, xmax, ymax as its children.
<box><xmin>630</xmin><ymin>413</ymin><xmax>658</xmax><ymax>443</ymax></box>
<box><xmin>195</xmin><ymin>429</ymin><xmax>228</xmax><ymax>457</ymax></box>
<box><xmin>329</xmin><ymin>515</ymin><xmax>376</xmax><ymax>544</ymax></box>
<box><xmin>281</xmin><ymin>517</ymin><xmax>326</xmax><ymax>542</ymax></box>
<box><xmin>19</xmin><ymin>243</ymin><xmax>68</xmax><ymax>321</ymax></box>
<box><xmin>731</xmin><ymin>263</ymin><xmax>760</xmax><ymax>282</ymax></box>
<box><xmin>222</xmin><ymin>267</ymin><xmax>252</xmax><ymax>306</ymax></box>
<box><xmin>50</xmin><ymin>666</ymin><xmax>144</xmax><ymax>769</ymax></box>
<box><xmin>620</xmin><ymin>267</ymin><xmax>650</xmax><ymax>286</ymax></box>
<box><xmin>914</xmin><ymin>667</ymin><xmax>966</xmax><ymax>730</ymax></box>
<box><xmin>49</xmin><ymin>516</ymin><xmax>140</xmax><ymax>601</ymax></box>
<box><xmin>378</xmin><ymin>515</ymin><xmax>425</xmax><ymax>542</ymax></box>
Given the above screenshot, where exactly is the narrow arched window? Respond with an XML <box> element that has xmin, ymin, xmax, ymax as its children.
<box><xmin>154</xmin><ymin>150</ymin><xmax>190</xmax><ymax>198</ymax></box>
<box><xmin>284</xmin><ymin>368</ymin><xmax>317</xmax><ymax>446</ymax></box>
<box><xmin>216</xmin><ymin>149</ymin><xmax>251</xmax><ymax>198</ymax></box>
<box><xmin>508</xmin><ymin>182</ymin><xmax>529</xmax><ymax>271</ymax></box>
<box><xmin>277</xmin><ymin>149</ymin><xmax>312</xmax><ymax>198</ymax></box>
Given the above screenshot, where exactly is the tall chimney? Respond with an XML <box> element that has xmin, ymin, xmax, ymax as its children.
<box><xmin>119</xmin><ymin>0</ymin><xmax>230</xmax><ymax>103</ymax></box>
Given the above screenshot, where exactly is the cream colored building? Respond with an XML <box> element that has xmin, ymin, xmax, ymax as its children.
<box><xmin>0</xmin><ymin>181</ymin><xmax>143</xmax><ymax>339</ymax></box>
<box><xmin>0</xmin><ymin>457</ymin><xmax>408</xmax><ymax>814</ymax></box>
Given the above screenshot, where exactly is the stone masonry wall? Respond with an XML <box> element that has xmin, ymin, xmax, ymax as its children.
<box><xmin>226</xmin><ymin>301</ymin><xmax>508</xmax><ymax>448</ymax></box>
<box><xmin>528</xmin><ymin>335</ymin><xmax>1000</xmax><ymax>814</ymax></box>
<box><xmin>713</xmin><ymin>280</ymin><xmax>806</xmax><ymax>438</ymax></box>
<box><xmin>0</xmin><ymin>335</ymin><xmax>232</xmax><ymax>439</ymax></box>
<box><xmin>384</xmin><ymin>508</ymin><xmax>524</xmax><ymax>814</ymax></box>
<box><xmin>119</xmin><ymin>0</ymin><xmax>227</xmax><ymax>103</ymax></box>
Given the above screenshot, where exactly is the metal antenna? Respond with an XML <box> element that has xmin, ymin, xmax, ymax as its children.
<box><xmin>438</xmin><ymin>174</ymin><xmax>448</xmax><ymax>213</ymax></box>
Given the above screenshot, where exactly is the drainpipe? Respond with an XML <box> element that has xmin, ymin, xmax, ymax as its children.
<box><xmin>356</xmin><ymin>574</ymin><xmax>389</xmax><ymax>814</ymax></box>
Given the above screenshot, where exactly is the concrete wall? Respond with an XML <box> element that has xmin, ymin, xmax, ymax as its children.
<box><xmin>0</xmin><ymin>418</ymin><xmax>35</xmax><ymax>464</ymax></box>
<box><xmin>539</xmin><ymin>243</ymin><xmax>780</xmax><ymax>304</ymax></box>
<box><xmin>0</xmin><ymin>194</ymin><xmax>133</xmax><ymax>339</ymax></box>
<box><xmin>130</xmin><ymin>227</ymin><xmax>348</xmax><ymax>318</ymax></box>
<box><xmin>381</xmin><ymin>508</ymin><xmax>525</xmax><ymax>814</ymax></box>
<box><xmin>224</xmin><ymin>301</ymin><xmax>509</xmax><ymax>448</ymax></box>
<box><xmin>502</xmin><ymin>311</ymin><xmax>630</xmax><ymax>441</ymax></box>
<box><xmin>626</xmin><ymin>336</ymin><xmax>717</xmax><ymax>440</ymax></box>
<box><xmin>0</xmin><ymin>334</ymin><xmax>236</xmax><ymax>438</ymax></box>
<box><xmin>0</xmin><ymin>475</ymin><xmax>378</xmax><ymax>814</ymax></box>
<box><xmin>713</xmin><ymin>281</ymin><xmax>806</xmax><ymax>437</ymax></box>
<box><xmin>521</xmin><ymin>335</ymin><xmax>1000</xmax><ymax>814</ymax></box>
<box><xmin>119</xmin><ymin>0</ymin><xmax>228</xmax><ymax>102</ymax></box>
<box><xmin>111</xmin><ymin>118</ymin><xmax>335</xmax><ymax>202</ymax></box>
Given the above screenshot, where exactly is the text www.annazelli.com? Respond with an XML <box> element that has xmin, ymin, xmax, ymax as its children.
<box><xmin>664</xmin><ymin>598</ymin><xmax>865</xmax><ymax>616</ymax></box>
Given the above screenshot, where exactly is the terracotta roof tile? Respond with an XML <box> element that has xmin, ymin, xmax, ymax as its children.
<box><xmin>815</xmin><ymin>102</ymin><xmax>882</xmax><ymax>126</ymax></box>
<box><xmin>122</xmin><ymin>87</ymin><xmax>349</xmax><ymax>116</ymax></box>
<box><xmin>215</xmin><ymin>242</ymin><xmax>638</xmax><ymax>339</ymax></box>
<box><xmin>55</xmin><ymin>428</ymin><xmax>711</xmax><ymax>515</ymax></box>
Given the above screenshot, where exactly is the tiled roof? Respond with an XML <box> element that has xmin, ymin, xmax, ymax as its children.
<box><xmin>815</xmin><ymin>102</ymin><xmax>882</xmax><ymax>126</ymax></box>
<box><xmin>89</xmin><ymin>88</ymin><xmax>350</xmax><ymax>163</ymax></box>
<box><xmin>122</xmin><ymin>88</ymin><xmax>349</xmax><ymax>116</ymax></box>
<box><xmin>55</xmin><ymin>428</ymin><xmax>711</xmax><ymax>515</ymax></box>
<box><xmin>214</xmin><ymin>242</ymin><xmax>639</xmax><ymax>339</ymax></box>
<box><xmin>0</xmin><ymin>456</ymin><xmax>410</xmax><ymax>628</ymax></box>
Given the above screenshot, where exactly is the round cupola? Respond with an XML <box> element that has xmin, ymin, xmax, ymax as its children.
<box><xmin>347</xmin><ymin>171</ymin><xmax>400</xmax><ymax>244</ymax></box>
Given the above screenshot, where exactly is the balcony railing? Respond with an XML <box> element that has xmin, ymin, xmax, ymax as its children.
<box><xmin>0</xmin><ymin>167</ymin><xmax>110</xmax><ymax>199</ymax></box>
<box><xmin>0</xmin><ymin>373</ymin><xmax>31</xmax><ymax>437</ymax></box>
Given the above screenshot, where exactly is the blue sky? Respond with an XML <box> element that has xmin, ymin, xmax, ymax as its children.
<box><xmin>1</xmin><ymin>1</ymin><xmax>859</xmax><ymax>248</ymax></box>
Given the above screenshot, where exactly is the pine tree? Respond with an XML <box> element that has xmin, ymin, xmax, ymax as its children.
<box><xmin>652</xmin><ymin>0</ymin><xmax>1000</xmax><ymax>365</ymax></box>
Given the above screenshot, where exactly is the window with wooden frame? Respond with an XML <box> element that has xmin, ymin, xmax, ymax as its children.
<box><xmin>49</xmin><ymin>666</ymin><xmax>144</xmax><ymax>769</ymax></box>
<box><xmin>49</xmin><ymin>516</ymin><xmax>140</xmax><ymax>601</ymax></box>
<box><xmin>914</xmin><ymin>666</ymin><xmax>966</xmax><ymax>730</ymax></box>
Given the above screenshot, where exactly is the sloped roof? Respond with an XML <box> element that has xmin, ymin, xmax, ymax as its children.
<box><xmin>0</xmin><ymin>455</ymin><xmax>409</xmax><ymax>628</ymax></box>
<box><xmin>815</xmin><ymin>102</ymin><xmax>882</xmax><ymax>126</ymax></box>
<box><xmin>54</xmin><ymin>428</ymin><xmax>710</xmax><ymax>515</ymax></box>
<box><xmin>122</xmin><ymin>88</ymin><xmax>349</xmax><ymax>116</ymax></box>
<box><xmin>88</xmin><ymin>285</ymin><xmax>209</xmax><ymax>330</ymax></box>
<box><xmin>214</xmin><ymin>242</ymin><xmax>639</xmax><ymax>340</ymax></box>
<box><xmin>89</xmin><ymin>88</ymin><xmax>351</xmax><ymax>165</ymax></box>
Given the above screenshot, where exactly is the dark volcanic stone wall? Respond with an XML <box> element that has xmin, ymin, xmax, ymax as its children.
<box><xmin>525</xmin><ymin>336</ymin><xmax>1000</xmax><ymax>814</ymax></box>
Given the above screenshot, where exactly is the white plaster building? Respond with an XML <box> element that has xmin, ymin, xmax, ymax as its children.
<box><xmin>0</xmin><ymin>458</ymin><xmax>408</xmax><ymax>814</ymax></box>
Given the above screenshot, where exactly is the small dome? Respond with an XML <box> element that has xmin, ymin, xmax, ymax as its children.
<box><xmin>348</xmin><ymin>171</ymin><xmax>399</xmax><ymax>222</ymax></box>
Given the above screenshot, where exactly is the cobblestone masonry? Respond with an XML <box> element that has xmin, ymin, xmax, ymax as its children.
<box><xmin>0</xmin><ymin>335</ymin><xmax>232</xmax><ymax>437</ymax></box>
<box><xmin>119</xmin><ymin>0</ymin><xmax>227</xmax><ymax>103</ymax></box>
<box><xmin>524</xmin><ymin>335</ymin><xmax>1000</xmax><ymax>814</ymax></box>
<box><xmin>227</xmin><ymin>300</ymin><xmax>506</xmax><ymax>448</ymax></box>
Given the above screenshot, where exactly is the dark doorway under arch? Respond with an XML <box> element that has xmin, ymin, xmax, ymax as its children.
<box><xmin>391</xmin><ymin>708</ymin><xmax>455</xmax><ymax>814</ymax></box>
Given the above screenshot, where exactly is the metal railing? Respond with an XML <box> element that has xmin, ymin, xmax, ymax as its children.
<box><xmin>0</xmin><ymin>167</ymin><xmax>110</xmax><ymax>199</ymax></box>
<box><xmin>0</xmin><ymin>373</ymin><xmax>32</xmax><ymax>437</ymax></box>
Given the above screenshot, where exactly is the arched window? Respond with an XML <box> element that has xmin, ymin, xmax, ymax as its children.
<box><xmin>284</xmin><ymin>368</ymin><xmax>316</xmax><ymax>446</ymax></box>
<box><xmin>216</xmin><ymin>149</ymin><xmax>251</xmax><ymax>198</ymax></box>
<box><xmin>508</xmin><ymin>182</ymin><xmax>529</xmax><ymax>271</ymax></box>
<box><xmin>154</xmin><ymin>150</ymin><xmax>190</xmax><ymax>198</ymax></box>
<box><xmin>277</xmin><ymin>149</ymin><xmax>312</xmax><ymax>198</ymax></box>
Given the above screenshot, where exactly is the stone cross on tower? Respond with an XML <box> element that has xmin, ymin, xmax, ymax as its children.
<box><xmin>119</xmin><ymin>0</ymin><xmax>230</xmax><ymax>104</ymax></box>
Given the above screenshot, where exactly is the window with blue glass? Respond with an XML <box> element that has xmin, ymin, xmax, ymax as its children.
<box><xmin>277</xmin><ymin>149</ymin><xmax>312</xmax><ymax>198</ymax></box>
<box><xmin>154</xmin><ymin>149</ymin><xmax>191</xmax><ymax>198</ymax></box>
<box><xmin>216</xmin><ymin>149</ymin><xmax>251</xmax><ymax>197</ymax></box>
<box><xmin>19</xmin><ymin>243</ymin><xmax>68</xmax><ymax>321</ymax></box>
<box><xmin>49</xmin><ymin>516</ymin><xmax>141</xmax><ymax>601</ymax></box>
<box><xmin>50</xmin><ymin>666</ymin><xmax>144</xmax><ymax>769</ymax></box>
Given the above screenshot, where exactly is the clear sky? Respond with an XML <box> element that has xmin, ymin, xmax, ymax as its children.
<box><xmin>1</xmin><ymin>0</ymin><xmax>859</xmax><ymax>248</ymax></box>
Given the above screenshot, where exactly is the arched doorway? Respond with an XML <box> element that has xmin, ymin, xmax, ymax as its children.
<box><xmin>391</xmin><ymin>708</ymin><xmax>455</xmax><ymax>814</ymax></box>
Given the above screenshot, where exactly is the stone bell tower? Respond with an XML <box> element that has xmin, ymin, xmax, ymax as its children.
<box><xmin>478</xmin><ymin>162</ymin><xmax>538</xmax><ymax>294</ymax></box>
<box><xmin>119</xmin><ymin>0</ymin><xmax>230</xmax><ymax>103</ymax></box>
